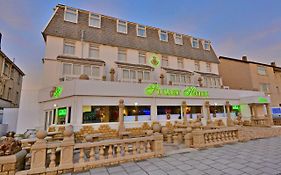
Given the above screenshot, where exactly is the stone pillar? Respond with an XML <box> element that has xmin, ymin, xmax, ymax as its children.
<box><xmin>265</xmin><ymin>104</ymin><xmax>273</xmax><ymax>126</ymax></box>
<box><xmin>182</xmin><ymin>101</ymin><xmax>188</xmax><ymax>124</ymax></box>
<box><xmin>151</xmin><ymin>133</ymin><xmax>164</xmax><ymax>156</ymax></box>
<box><xmin>226</xmin><ymin>101</ymin><xmax>234</xmax><ymax>127</ymax></box>
<box><xmin>29</xmin><ymin>130</ymin><xmax>47</xmax><ymax>174</ymax></box>
<box><xmin>205</xmin><ymin>101</ymin><xmax>212</xmax><ymax>125</ymax></box>
<box><xmin>252</xmin><ymin>105</ymin><xmax>257</xmax><ymax>118</ymax></box>
<box><xmin>59</xmin><ymin>126</ymin><xmax>75</xmax><ymax>171</ymax></box>
<box><xmin>118</xmin><ymin>99</ymin><xmax>125</xmax><ymax>133</ymax></box>
<box><xmin>191</xmin><ymin>130</ymin><xmax>205</xmax><ymax>148</ymax></box>
<box><xmin>110</xmin><ymin>68</ymin><xmax>115</xmax><ymax>81</ymax></box>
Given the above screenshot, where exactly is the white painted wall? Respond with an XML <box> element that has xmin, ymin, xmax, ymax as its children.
<box><xmin>2</xmin><ymin>108</ymin><xmax>19</xmax><ymax>132</ymax></box>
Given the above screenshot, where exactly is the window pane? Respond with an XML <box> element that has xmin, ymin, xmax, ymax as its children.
<box><xmin>137</xmin><ymin>71</ymin><xmax>143</xmax><ymax>79</ymax></box>
<box><xmin>170</xmin><ymin>74</ymin><xmax>176</xmax><ymax>82</ymax></box>
<box><xmin>192</xmin><ymin>38</ymin><xmax>199</xmax><ymax>48</ymax></box>
<box><xmin>160</xmin><ymin>31</ymin><xmax>168</xmax><ymax>41</ymax></box>
<box><xmin>181</xmin><ymin>75</ymin><xmax>186</xmax><ymax>83</ymax></box>
<box><xmin>144</xmin><ymin>72</ymin><xmax>150</xmax><ymax>80</ymax></box>
<box><xmin>123</xmin><ymin>70</ymin><xmax>129</xmax><ymax>79</ymax></box>
<box><xmin>82</xmin><ymin>106</ymin><xmax>119</xmax><ymax>123</ymax></box>
<box><xmin>89</xmin><ymin>14</ymin><xmax>101</xmax><ymax>27</ymax></box>
<box><xmin>63</xmin><ymin>42</ymin><xmax>75</xmax><ymax>55</ymax></box>
<box><xmin>118</xmin><ymin>49</ymin><xmax>126</xmax><ymax>61</ymax></box>
<box><xmin>83</xmin><ymin>66</ymin><xmax>91</xmax><ymax>76</ymax></box>
<box><xmin>89</xmin><ymin>45</ymin><xmax>99</xmax><ymax>58</ymax></box>
<box><xmin>139</xmin><ymin>53</ymin><xmax>146</xmax><ymax>64</ymax></box>
<box><xmin>130</xmin><ymin>70</ymin><xmax>136</xmax><ymax>79</ymax></box>
<box><xmin>117</xmin><ymin>21</ymin><xmax>127</xmax><ymax>33</ymax></box>
<box><xmin>65</xmin><ymin>8</ymin><xmax>77</xmax><ymax>23</ymax></box>
<box><xmin>63</xmin><ymin>64</ymin><xmax>72</xmax><ymax>75</ymax></box>
<box><xmin>92</xmin><ymin>67</ymin><xmax>100</xmax><ymax>77</ymax></box>
<box><xmin>73</xmin><ymin>65</ymin><xmax>81</xmax><ymax>75</ymax></box>
<box><xmin>137</xmin><ymin>25</ymin><xmax>146</xmax><ymax>37</ymax></box>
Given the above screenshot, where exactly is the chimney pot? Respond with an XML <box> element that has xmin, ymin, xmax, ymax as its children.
<box><xmin>271</xmin><ymin>62</ymin><xmax>276</xmax><ymax>67</ymax></box>
<box><xmin>242</xmin><ymin>55</ymin><xmax>247</xmax><ymax>61</ymax></box>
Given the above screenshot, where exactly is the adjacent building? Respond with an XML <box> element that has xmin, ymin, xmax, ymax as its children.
<box><xmin>16</xmin><ymin>4</ymin><xmax>270</xmax><ymax>132</ymax></box>
<box><xmin>219</xmin><ymin>56</ymin><xmax>281</xmax><ymax>107</ymax></box>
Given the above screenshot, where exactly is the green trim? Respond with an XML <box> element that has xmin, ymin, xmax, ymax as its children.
<box><xmin>53</xmin><ymin>86</ymin><xmax>63</xmax><ymax>98</ymax></box>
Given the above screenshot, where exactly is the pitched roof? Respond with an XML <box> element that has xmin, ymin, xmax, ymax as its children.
<box><xmin>42</xmin><ymin>4</ymin><xmax>219</xmax><ymax>64</ymax></box>
<box><xmin>0</xmin><ymin>50</ymin><xmax>25</xmax><ymax>75</ymax></box>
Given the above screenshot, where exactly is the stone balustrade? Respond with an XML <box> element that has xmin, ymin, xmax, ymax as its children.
<box><xmin>192</xmin><ymin>127</ymin><xmax>239</xmax><ymax>148</ymax></box>
<box><xmin>15</xmin><ymin>129</ymin><xmax>163</xmax><ymax>175</ymax></box>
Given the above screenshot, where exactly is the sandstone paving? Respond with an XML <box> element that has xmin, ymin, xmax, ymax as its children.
<box><xmin>75</xmin><ymin>137</ymin><xmax>281</xmax><ymax>175</ymax></box>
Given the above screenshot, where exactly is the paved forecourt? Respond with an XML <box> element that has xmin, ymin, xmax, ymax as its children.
<box><xmin>77</xmin><ymin>137</ymin><xmax>281</xmax><ymax>175</ymax></box>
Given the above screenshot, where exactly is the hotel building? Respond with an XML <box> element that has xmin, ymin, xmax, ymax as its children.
<box><xmin>27</xmin><ymin>4</ymin><xmax>271</xmax><ymax>131</ymax></box>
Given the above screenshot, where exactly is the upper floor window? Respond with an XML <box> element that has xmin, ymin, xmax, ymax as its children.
<box><xmin>89</xmin><ymin>13</ymin><xmax>101</xmax><ymax>28</ymax></box>
<box><xmin>63</xmin><ymin>63</ymin><xmax>72</xmax><ymax>75</ymax></box>
<box><xmin>63</xmin><ymin>40</ymin><xmax>75</xmax><ymax>55</ymax></box>
<box><xmin>137</xmin><ymin>24</ymin><xmax>146</xmax><ymax>37</ymax></box>
<box><xmin>195</xmin><ymin>61</ymin><xmax>200</xmax><ymax>71</ymax></box>
<box><xmin>174</xmin><ymin>34</ymin><xmax>183</xmax><ymax>45</ymax></box>
<box><xmin>73</xmin><ymin>64</ymin><xmax>81</xmax><ymax>75</ymax></box>
<box><xmin>139</xmin><ymin>52</ymin><xmax>146</xmax><ymax>64</ymax></box>
<box><xmin>64</xmin><ymin>7</ymin><xmax>78</xmax><ymax>23</ymax></box>
<box><xmin>177</xmin><ymin>58</ymin><xmax>184</xmax><ymax>69</ymax></box>
<box><xmin>3</xmin><ymin>63</ymin><xmax>9</xmax><ymax>76</ymax></box>
<box><xmin>206</xmin><ymin>63</ymin><xmax>211</xmax><ymax>72</ymax></box>
<box><xmin>62</xmin><ymin>63</ymin><xmax>100</xmax><ymax>78</ymax></box>
<box><xmin>257</xmin><ymin>66</ymin><xmax>267</xmax><ymax>75</ymax></box>
<box><xmin>159</xmin><ymin>30</ymin><xmax>168</xmax><ymax>42</ymax></box>
<box><xmin>203</xmin><ymin>40</ymin><xmax>211</xmax><ymax>50</ymax></box>
<box><xmin>118</xmin><ymin>48</ymin><xmax>127</xmax><ymax>62</ymax></box>
<box><xmin>192</xmin><ymin>38</ymin><xmax>199</xmax><ymax>48</ymax></box>
<box><xmin>162</xmin><ymin>56</ymin><xmax>169</xmax><ymax>67</ymax></box>
<box><xmin>117</xmin><ymin>20</ymin><xmax>127</xmax><ymax>34</ymax></box>
<box><xmin>89</xmin><ymin>44</ymin><xmax>99</xmax><ymax>58</ymax></box>
<box><xmin>260</xmin><ymin>83</ymin><xmax>270</xmax><ymax>93</ymax></box>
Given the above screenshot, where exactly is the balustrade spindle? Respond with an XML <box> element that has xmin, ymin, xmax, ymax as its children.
<box><xmin>90</xmin><ymin>147</ymin><xmax>95</xmax><ymax>161</ymax></box>
<box><xmin>205</xmin><ymin>134</ymin><xmax>209</xmax><ymax>144</ymax></box>
<box><xmin>140</xmin><ymin>142</ymin><xmax>145</xmax><ymax>154</ymax></box>
<box><xmin>213</xmin><ymin>133</ymin><xmax>217</xmax><ymax>143</ymax></box>
<box><xmin>116</xmin><ymin>145</ymin><xmax>121</xmax><ymax>158</ymax></box>
<box><xmin>146</xmin><ymin>141</ymin><xmax>151</xmax><ymax>153</ymax></box>
<box><xmin>99</xmin><ymin>146</ymin><xmax>105</xmax><ymax>160</ymax></box>
<box><xmin>217</xmin><ymin>132</ymin><xmax>221</xmax><ymax>142</ymax></box>
<box><xmin>79</xmin><ymin>148</ymin><xmax>85</xmax><ymax>163</ymax></box>
<box><xmin>108</xmin><ymin>145</ymin><xmax>113</xmax><ymax>159</ymax></box>
<box><xmin>132</xmin><ymin>143</ymin><xmax>137</xmax><ymax>155</ymax></box>
<box><xmin>136</xmin><ymin>142</ymin><xmax>140</xmax><ymax>154</ymax></box>
<box><xmin>125</xmin><ymin>144</ymin><xmax>129</xmax><ymax>156</ymax></box>
<box><xmin>49</xmin><ymin>148</ymin><xmax>56</xmax><ymax>168</ymax></box>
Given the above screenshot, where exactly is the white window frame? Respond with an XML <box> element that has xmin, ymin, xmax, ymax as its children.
<box><xmin>138</xmin><ymin>52</ymin><xmax>147</xmax><ymax>64</ymax></box>
<box><xmin>191</xmin><ymin>37</ymin><xmax>199</xmax><ymax>48</ymax></box>
<box><xmin>159</xmin><ymin>30</ymin><xmax>168</xmax><ymax>42</ymax></box>
<box><xmin>89</xmin><ymin>13</ymin><xmax>101</xmax><ymax>28</ymax></box>
<box><xmin>118</xmin><ymin>48</ymin><xmax>127</xmax><ymax>62</ymax></box>
<box><xmin>117</xmin><ymin>20</ymin><xmax>128</xmax><ymax>34</ymax></box>
<box><xmin>62</xmin><ymin>63</ymin><xmax>101</xmax><ymax>79</ymax></box>
<box><xmin>203</xmin><ymin>40</ymin><xmax>211</xmax><ymax>50</ymax></box>
<box><xmin>89</xmin><ymin>44</ymin><xmax>100</xmax><ymax>58</ymax></box>
<box><xmin>161</xmin><ymin>56</ymin><xmax>169</xmax><ymax>67</ymax></box>
<box><xmin>137</xmin><ymin>24</ymin><xmax>146</xmax><ymax>37</ymax></box>
<box><xmin>91</xmin><ymin>66</ymin><xmax>100</xmax><ymax>78</ymax></box>
<box><xmin>64</xmin><ymin>7</ymin><xmax>78</xmax><ymax>23</ymax></box>
<box><xmin>174</xmin><ymin>33</ymin><xmax>183</xmax><ymax>45</ymax></box>
<box><xmin>63</xmin><ymin>40</ymin><xmax>75</xmax><ymax>55</ymax></box>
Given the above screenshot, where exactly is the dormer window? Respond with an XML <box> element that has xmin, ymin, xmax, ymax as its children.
<box><xmin>203</xmin><ymin>40</ymin><xmax>211</xmax><ymax>50</ymax></box>
<box><xmin>137</xmin><ymin>24</ymin><xmax>146</xmax><ymax>37</ymax></box>
<box><xmin>64</xmin><ymin>7</ymin><xmax>78</xmax><ymax>23</ymax></box>
<box><xmin>117</xmin><ymin>20</ymin><xmax>127</xmax><ymax>34</ymax></box>
<box><xmin>174</xmin><ymin>34</ymin><xmax>183</xmax><ymax>45</ymax></box>
<box><xmin>89</xmin><ymin>13</ymin><xmax>101</xmax><ymax>28</ymax></box>
<box><xmin>191</xmin><ymin>38</ymin><xmax>199</xmax><ymax>48</ymax></box>
<box><xmin>159</xmin><ymin>30</ymin><xmax>168</xmax><ymax>42</ymax></box>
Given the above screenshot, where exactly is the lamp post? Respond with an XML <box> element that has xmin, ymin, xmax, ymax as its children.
<box><xmin>134</xmin><ymin>102</ymin><xmax>138</xmax><ymax>122</ymax></box>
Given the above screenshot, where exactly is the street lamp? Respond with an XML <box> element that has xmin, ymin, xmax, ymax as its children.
<box><xmin>134</xmin><ymin>102</ymin><xmax>138</xmax><ymax>122</ymax></box>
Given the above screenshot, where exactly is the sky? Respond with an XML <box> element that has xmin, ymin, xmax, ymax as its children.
<box><xmin>0</xmin><ymin>0</ymin><xmax>281</xmax><ymax>91</ymax></box>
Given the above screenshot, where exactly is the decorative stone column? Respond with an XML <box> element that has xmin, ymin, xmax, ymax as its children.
<box><xmin>118</xmin><ymin>99</ymin><xmax>125</xmax><ymax>134</ymax></box>
<box><xmin>30</xmin><ymin>130</ymin><xmax>47</xmax><ymax>174</ymax></box>
<box><xmin>59</xmin><ymin>126</ymin><xmax>75</xmax><ymax>171</ymax></box>
<box><xmin>110</xmin><ymin>68</ymin><xmax>115</xmax><ymax>81</ymax></box>
<box><xmin>226</xmin><ymin>101</ymin><xmax>234</xmax><ymax>127</ymax></box>
<box><xmin>205</xmin><ymin>101</ymin><xmax>212</xmax><ymax>126</ymax></box>
<box><xmin>160</xmin><ymin>74</ymin><xmax>164</xmax><ymax>85</ymax></box>
<box><xmin>265</xmin><ymin>104</ymin><xmax>274</xmax><ymax>126</ymax></box>
<box><xmin>182</xmin><ymin>101</ymin><xmax>188</xmax><ymax>124</ymax></box>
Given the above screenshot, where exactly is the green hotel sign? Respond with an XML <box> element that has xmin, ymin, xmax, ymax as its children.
<box><xmin>145</xmin><ymin>84</ymin><xmax>209</xmax><ymax>97</ymax></box>
<box><xmin>50</xmin><ymin>86</ymin><xmax>63</xmax><ymax>98</ymax></box>
<box><xmin>58</xmin><ymin>107</ymin><xmax>67</xmax><ymax>118</ymax></box>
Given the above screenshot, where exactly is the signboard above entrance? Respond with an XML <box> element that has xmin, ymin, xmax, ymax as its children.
<box><xmin>145</xmin><ymin>84</ymin><xmax>209</xmax><ymax>97</ymax></box>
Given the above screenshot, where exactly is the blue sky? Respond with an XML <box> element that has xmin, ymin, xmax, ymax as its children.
<box><xmin>0</xmin><ymin>0</ymin><xmax>281</xmax><ymax>90</ymax></box>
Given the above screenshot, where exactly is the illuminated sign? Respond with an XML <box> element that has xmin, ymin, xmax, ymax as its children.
<box><xmin>50</xmin><ymin>86</ymin><xmax>63</xmax><ymax>98</ymax></box>
<box><xmin>58</xmin><ymin>108</ymin><xmax>67</xmax><ymax>117</ymax></box>
<box><xmin>258</xmin><ymin>97</ymin><xmax>268</xmax><ymax>103</ymax></box>
<box><xmin>232</xmin><ymin>105</ymin><xmax>240</xmax><ymax>111</ymax></box>
<box><xmin>145</xmin><ymin>84</ymin><xmax>208</xmax><ymax>97</ymax></box>
<box><xmin>149</xmin><ymin>54</ymin><xmax>161</xmax><ymax>68</ymax></box>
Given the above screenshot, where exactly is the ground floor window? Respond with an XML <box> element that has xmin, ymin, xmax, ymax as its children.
<box><xmin>82</xmin><ymin>106</ymin><xmax>119</xmax><ymax>124</ymax></box>
<box><xmin>185</xmin><ymin>106</ymin><xmax>202</xmax><ymax>119</ymax></box>
<box><xmin>210</xmin><ymin>105</ymin><xmax>225</xmax><ymax>118</ymax></box>
<box><xmin>44</xmin><ymin>106</ymin><xmax>71</xmax><ymax>129</ymax></box>
<box><xmin>123</xmin><ymin>106</ymin><xmax>151</xmax><ymax>122</ymax></box>
<box><xmin>157</xmin><ymin>106</ymin><xmax>181</xmax><ymax>120</ymax></box>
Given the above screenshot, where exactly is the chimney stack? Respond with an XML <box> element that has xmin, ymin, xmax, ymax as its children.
<box><xmin>242</xmin><ymin>55</ymin><xmax>248</xmax><ymax>61</ymax></box>
<box><xmin>271</xmin><ymin>62</ymin><xmax>276</xmax><ymax>67</ymax></box>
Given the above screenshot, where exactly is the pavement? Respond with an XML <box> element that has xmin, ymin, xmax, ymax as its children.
<box><xmin>77</xmin><ymin>137</ymin><xmax>281</xmax><ymax>175</ymax></box>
